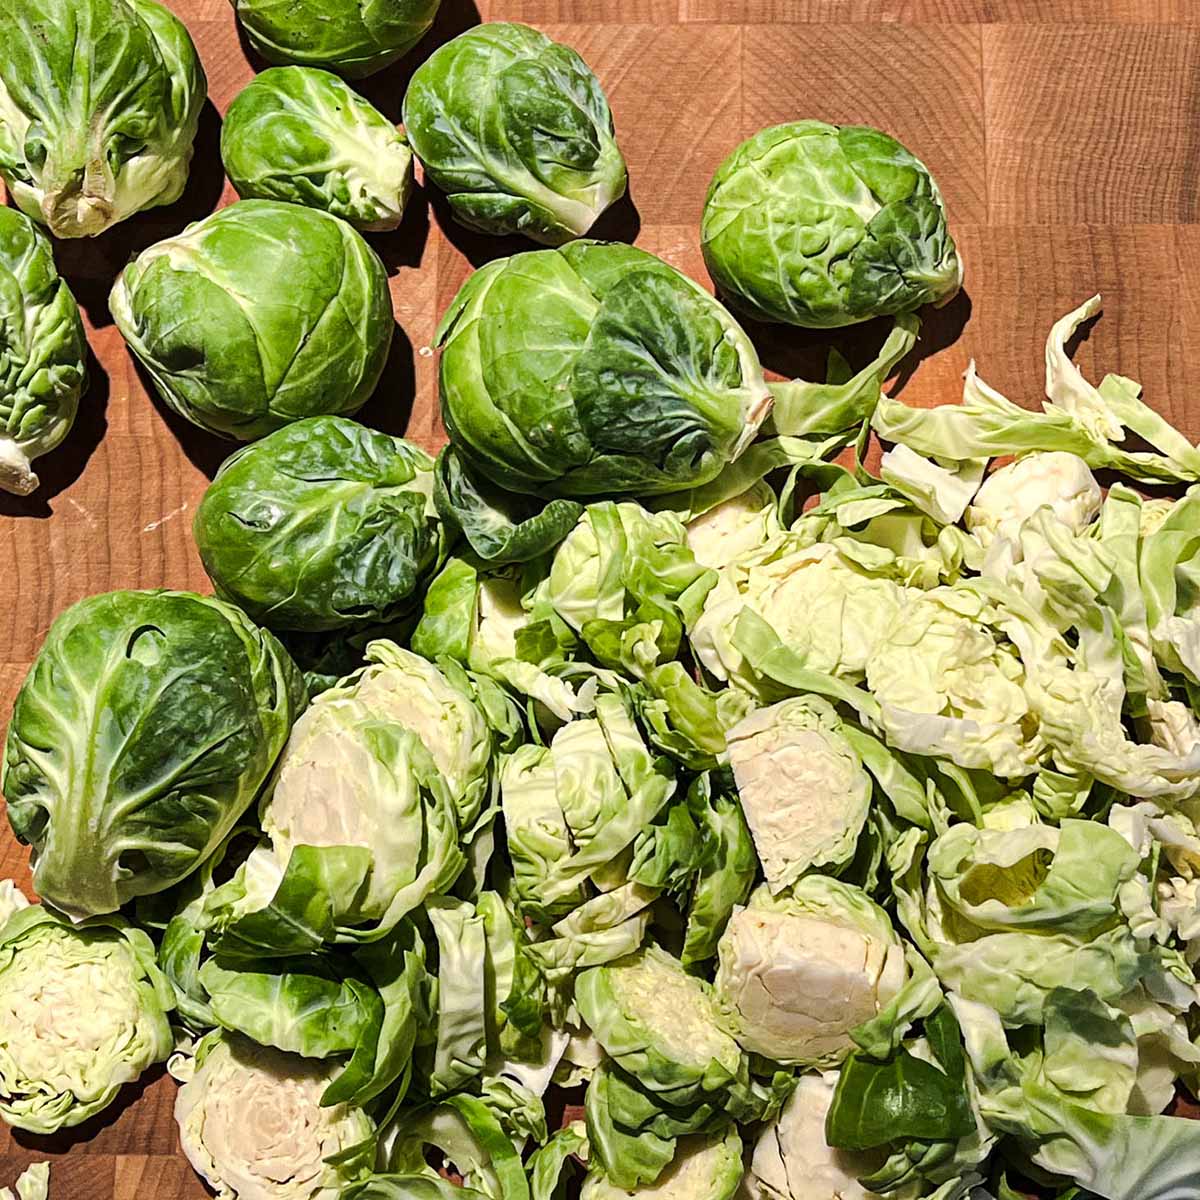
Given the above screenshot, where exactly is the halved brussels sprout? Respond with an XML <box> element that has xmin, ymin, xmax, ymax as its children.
<box><xmin>109</xmin><ymin>199</ymin><xmax>393</xmax><ymax>439</ymax></box>
<box><xmin>576</xmin><ymin>946</ymin><xmax>745</xmax><ymax>1106</ymax></box>
<box><xmin>714</xmin><ymin>880</ymin><xmax>909</xmax><ymax>1067</ymax></box>
<box><xmin>0</xmin><ymin>906</ymin><xmax>174</xmax><ymax>1132</ymax></box>
<box><xmin>0</xmin><ymin>207</ymin><xmax>87</xmax><ymax>495</ymax></box>
<box><xmin>701</xmin><ymin>122</ymin><xmax>960</xmax><ymax>328</ymax></box>
<box><xmin>0</xmin><ymin>0</ymin><xmax>206</xmax><ymax>238</ymax></box>
<box><xmin>725</xmin><ymin>697</ymin><xmax>871</xmax><ymax>892</ymax></box>
<box><xmin>222</xmin><ymin>67</ymin><xmax>413</xmax><ymax>231</ymax></box>
<box><xmin>404</xmin><ymin>23</ymin><xmax>627</xmax><ymax>245</ymax></box>
<box><xmin>174</xmin><ymin>1031</ymin><xmax>374</xmax><ymax>1199</ymax></box>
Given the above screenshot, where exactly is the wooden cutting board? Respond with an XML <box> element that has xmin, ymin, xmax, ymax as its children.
<box><xmin>2</xmin><ymin>0</ymin><xmax>1200</xmax><ymax>1195</ymax></box>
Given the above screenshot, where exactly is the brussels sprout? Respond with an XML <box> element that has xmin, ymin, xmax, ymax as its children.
<box><xmin>543</xmin><ymin>501</ymin><xmax>716</xmax><ymax>679</ymax></box>
<box><xmin>260</xmin><ymin>706</ymin><xmax>464</xmax><ymax>926</ymax></box>
<box><xmin>195</xmin><ymin>417</ymin><xmax>446</xmax><ymax>633</ymax></box>
<box><xmin>500</xmin><ymin>692</ymin><xmax>675</xmax><ymax>921</ymax></box>
<box><xmin>1</xmin><ymin>589</ymin><xmax>305</xmax><ymax>918</ymax></box>
<box><xmin>174</xmin><ymin>1031</ymin><xmax>375</xmax><ymax>1200</ymax></box>
<box><xmin>0</xmin><ymin>0</ymin><xmax>205</xmax><ymax>239</ymax></box>
<box><xmin>438</xmin><ymin>241</ymin><xmax>772</xmax><ymax>498</ymax></box>
<box><xmin>434</xmin><ymin>445</ymin><xmax>583</xmax><ymax>565</ymax></box>
<box><xmin>742</xmin><ymin>1073</ymin><xmax>885</xmax><ymax>1200</ymax></box>
<box><xmin>701</xmin><ymin>122</ymin><xmax>961</xmax><ymax>328</ymax></box>
<box><xmin>0</xmin><ymin>905</ymin><xmax>174</xmax><ymax>1132</ymax></box>
<box><xmin>576</xmin><ymin>946</ymin><xmax>747</xmax><ymax>1105</ymax></box>
<box><xmin>714</xmin><ymin>880</ymin><xmax>910</xmax><ymax>1067</ymax></box>
<box><xmin>232</xmin><ymin>0</ymin><xmax>440</xmax><ymax>78</ymax></box>
<box><xmin>335</xmin><ymin>640</ymin><xmax>494</xmax><ymax>831</ymax></box>
<box><xmin>582</xmin><ymin>1128</ymin><xmax>743</xmax><ymax>1200</ymax></box>
<box><xmin>201</xmin><ymin>735</ymin><xmax>465</xmax><ymax>957</ymax></box>
<box><xmin>966</xmin><ymin>452</ymin><xmax>1102</xmax><ymax>547</ymax></box>
<box><xmin>109</xmin><ymin>199</ymin><xmax>393</xmax><ymax>439</ymax></box>
<box><xmin>404</xmin><ymin>23</ymin><xmax>627</xmax><ymax>245</ymax></box>
<box><xmin>0</xmin><ymin>207</ymin><xmax>87</xmax><ymax>495</ymax></box>
<box><xmin>725</xmin><ymin>697</ymin><xmax>871</xmax><ymax>893</ymax></box>
<box><xmin>692</xmin><ymin>540</ymin><xmax>909</xmax><ymax>697</ymax></box>
<box><xmin>221</xmin><ymin>67</ymin><xmax>413</xmax><ymax>231</ymax></box>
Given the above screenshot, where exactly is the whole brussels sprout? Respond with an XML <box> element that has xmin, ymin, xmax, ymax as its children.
<box><xmin>221</xmin><ymin>67</ymin><xmax>413</xmax><ymax>232</ymax></box>
<box><xmin>404</xmin><ymin>23</ymin><xmax>627</xmax><ymax>245</ymax></box>
<box><xmin>1</xmin><ymin>590</ymin><xmax>306</xmax><ymax>918</ymax></box>
<box><xmin>438</xmin><ymin>241</ymin><xmax>772</xmax><ymax>498</ymax></box>
<box><xmin>0</xmin><ymin>208</ymin><xmax>87</xmax><ymax>495</ymax></box>
<box><xmin>0</xmin><ymin>904</ymin><xmax>174</xmax><ymax>1133</ymax></box>
<box><xmin>701</xmin><ymin>122</ymin><xmax>961</xmax><ymax>328</ymax></box>
<box><xmin>110</xmin><ymin>200</ymin><xmax>394</xmax><ymax>439</ymax></box>
<box><xmin>231</xmin><ymin>0</ymin><xmax>440</xmax><ymax>78</ymax></box>
<box><xmin>0</xmin><ymin>0</ymin><xmax>206</xmax><ymax>239</ymax></box>
<box><xmin>194</xmin><ymin>417</ymin><xmax>446</xmax><ymax>633</ymax></box>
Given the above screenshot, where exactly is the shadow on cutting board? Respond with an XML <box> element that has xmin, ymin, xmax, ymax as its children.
<box><xmin>10</xmin><ymin>1065</ymin><xmax>167</xmax><ymax>1155</ymax></box>
<box><xmin>748</xmin><ymin>285</ymin><xmax>973</xmax><ymax>398</ymax></box>
<box><xmin>49</xmin><ymin>99</ymin><xmax>226</xmax><ymax>331</ymax></box>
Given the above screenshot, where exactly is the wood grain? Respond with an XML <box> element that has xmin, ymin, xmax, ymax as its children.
<box><xmin>2</xmin><ymin>0</ymin><xmax>1200</xmax><ymax>1195</ymax></box>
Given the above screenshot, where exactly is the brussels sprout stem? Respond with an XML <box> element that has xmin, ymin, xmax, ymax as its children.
<box><xmin>43</xmin><ymin>184</ymin><xmax>114</xmax><ymax>240</ymax></box>
<box><xmin>0</xmin><ymin>439</ymin><xmax>37</xmax><ymax>496</ymax></box>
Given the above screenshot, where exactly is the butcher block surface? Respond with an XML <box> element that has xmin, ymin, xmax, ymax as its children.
<box><xmin>3</xmin><ymin>0</ymin><xmax>1200</xmax><ymax>1195</ymax></box>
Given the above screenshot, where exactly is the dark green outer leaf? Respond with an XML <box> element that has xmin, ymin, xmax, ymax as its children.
<box><xmin>825</xmin><ymin>1006</ymin><xmax>975</xmax><ymax>1152</ymax></box>
<box><xmin>434</xmin><ymin>444</ymin><xmax>581</xmax><ymax>564</ymax></box>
